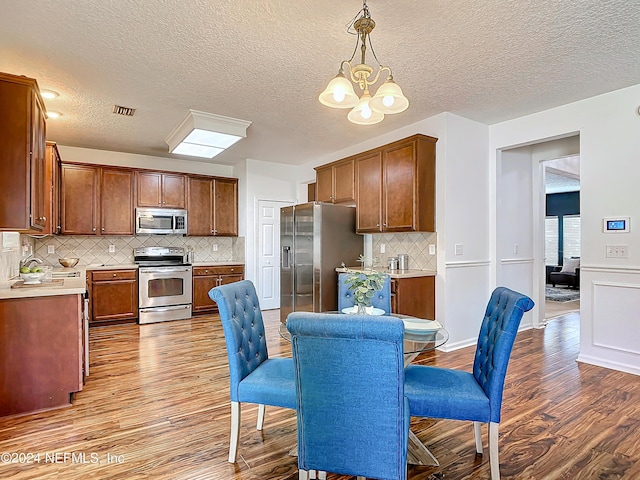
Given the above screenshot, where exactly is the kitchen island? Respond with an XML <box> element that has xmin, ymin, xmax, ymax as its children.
<box><xmin>0</xmin><ymin>275</ymin><xmax>86</xmax><ymax>417</ymax></box>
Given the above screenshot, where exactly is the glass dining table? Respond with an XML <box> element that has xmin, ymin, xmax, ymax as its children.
<box><xmin>278</xmin><ymin>311</ymin><xmax>449</xmax><ymax>466</ymax></box>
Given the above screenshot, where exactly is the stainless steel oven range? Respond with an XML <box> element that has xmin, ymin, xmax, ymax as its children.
<box><xmin>134</xmin><ymin>246</ymin><xmax>192</xmax><ymax>324</ymax></box>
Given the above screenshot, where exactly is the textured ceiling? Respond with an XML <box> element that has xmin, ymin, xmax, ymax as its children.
<box><xmin>1</xmin><ymin>0</ymin><xmax>639</xmax><ymax>166</ymax></box>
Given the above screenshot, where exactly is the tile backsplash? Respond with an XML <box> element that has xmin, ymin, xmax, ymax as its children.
<box><xmin>371</xmin><ymin>232</ymin><xmax>437</xmax><ymax>271</ymax></box>
<box><xmin>0</xmin><ymin>234</ymin><xmax>34</xmax><ymax>284</ymax></box>
<box><xmin>33</xmin><ymin>235</ymin><xmax>245</xmax><ymax>267</ymax></box>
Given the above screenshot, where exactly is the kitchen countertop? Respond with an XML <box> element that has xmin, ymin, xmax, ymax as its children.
<box><xmin>0</xmin><ymin>273</ymin><xmax>86</xmax><ymax>300</ymax></box>
<box><xmin>85</xmin><ymin>263</ymin><xmax>139</xmax><ymax>271</ymax></box>
<box><xmin>192</xmin><ymin>262</ymin><xmax>244</xmax><ymax>267</ymax></box>
<box><xmin>337</xmin><ymin>267</ymin><xmax>436</xmax><ymax>279</ymax></box>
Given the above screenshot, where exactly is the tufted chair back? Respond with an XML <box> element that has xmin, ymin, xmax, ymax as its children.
<box><xmin>210</xmin><ymin>280</ymin><xmax>268</xmax><ymax>402</ymax></box>
<box><xmin>287</xmin><ymin>312</ymin><xmax>409</xmax><ymax>480</ymax></box>
<box><xmin>337</xmin><ymin>272</ymin><xmax>392</xmax><ymax>314</ymax></box>
<box><xmin>472</xmin><ymin>287</ymin><xmax>535</xmax><ymax>423</ymax></box>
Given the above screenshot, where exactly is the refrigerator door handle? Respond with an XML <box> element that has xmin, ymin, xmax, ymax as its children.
<box><xmin>282</xmin><ymin>246</ymin><xmax>291</xmax><ymax>268</ymax></box>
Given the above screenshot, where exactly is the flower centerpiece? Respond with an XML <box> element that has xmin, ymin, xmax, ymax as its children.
<box><xmin>341</xmin><ymin>255</ymin><xmax>386</xmax><ymax>314</ymax></box>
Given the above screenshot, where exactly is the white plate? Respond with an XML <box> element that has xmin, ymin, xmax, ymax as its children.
<box><xmin>341</xmin><ymin>306</ymin><xmax>386</xmax><ymax>315</ymax></box>
<box><xmin>402</xmin><ymin>318</ymin><xmax>442</xmax><ymax>332</ymax></box>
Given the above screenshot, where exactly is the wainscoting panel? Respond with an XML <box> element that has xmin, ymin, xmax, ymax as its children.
<box><xmin>592</xmin><ymin>281</ymin><xmax>640</xmax><ymax>355</ymax></box>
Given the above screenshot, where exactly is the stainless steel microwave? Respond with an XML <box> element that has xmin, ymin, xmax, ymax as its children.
<box><xmin>135</xmin><ymin>208</ymin><xmax>188</xmax><ymax>235</ymax></box>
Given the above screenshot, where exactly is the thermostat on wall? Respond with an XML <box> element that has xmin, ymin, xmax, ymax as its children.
<box><xmin>603</xmin><ymin>217</ymin><xmax>630</xmax><ymax>233</ymax></box>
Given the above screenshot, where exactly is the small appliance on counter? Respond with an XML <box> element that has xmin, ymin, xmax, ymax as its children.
<box><xmin>134</xmin><ymin>246</ymin><xmax>192</xmax><ymax>324</ymax></box>
<box><xmin>388</xmin><ymin>257</ymin><xmax>399</xmax><ymax>271</ymax></box>
<box><xmin>398</xmin><ymin>254</ymin><xmax>409</xmax><ymax>271</ymax></box>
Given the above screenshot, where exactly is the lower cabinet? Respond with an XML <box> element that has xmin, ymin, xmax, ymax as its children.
<box><xmin>192</xmin><ymin>265</ymin><xmax>244</xmax><ymax>315</ymax></box>
<box><xmin>391</xmin><ymin>276</ymin><xmax>435</xmax><ymax>320</ymax></box>
<box><xmin>1</xmin><ymin>294</ymin><xmax>84</xmax><ymax>417</ymax></box>
<box><xmin>88</xmin><ymin>269</ymin><xmax>138</xmax><ymax>325</ymax></box>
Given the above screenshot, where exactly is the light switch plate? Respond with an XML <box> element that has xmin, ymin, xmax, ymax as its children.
<box><xmin>108</xmin><ymin>244</ymin><xmax>116</xmax><ymax>253</ymax></box>
<box><xmin>454</xmin><ymin>244</ymin><xmax>463</xmax><ymax>256</ymax></box>
<box><xmin>428</xmin><ymin>244</ymin><xmax>436</xmax><ymax>255</ymax></box>
<box><xmin>212</xmin><ymin>244</ymin><xmax>218</xmax><ymax>252</ymax></box>
<box><xmin>47</xmin><ymin>245</ymin><xmax>55</xmax><ymax>254</ymax></box>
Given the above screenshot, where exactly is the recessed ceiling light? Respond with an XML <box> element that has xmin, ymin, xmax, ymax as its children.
<box><xmin>41</xmin><ymin>90</ymin><xmax>59</xmax><ymax>99</ymax></box>
<box><xmin>47</xmin><ymin>111</ymin><xmax>62</xmax><ymax>119</ymax></box>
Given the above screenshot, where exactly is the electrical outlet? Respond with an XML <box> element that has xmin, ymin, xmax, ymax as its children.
<box><xmin>47</xmin><ymin>245</ymin><xmax>55</xmax><ymax>254</ymax></box>
<box><xmin>380</xmin><ymin>243</ymin><xmax>386</xmax><ymax>254</ymax></box>
<box><xmin>454</xmin><ymin>243</ymin><xmax>463</xmax><ymax>256</ymax></box>
<box><xmin>109</xmin><ymin>244</ymin><xmax>116</xmax><ymax>253</ymax></box>
<box><xmin>428</xmin><ymin>244</ymin><xmax>436</xmax><ymax>255</ymax></box>
<box><xmin>212</xmin><ymin>244</ymin><xmax>218</xmax><ymax>252</ymax></box>
<box><xmin>514</xmin><ymin>244</ymin><xmax>519</xmax><ymax>254</ymax></box>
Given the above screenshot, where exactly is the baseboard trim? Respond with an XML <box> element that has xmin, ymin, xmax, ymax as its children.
<box><xmin>576</xmin><ymin>354</ymin><xmax>640</xmax><ymax>376</ymax></box>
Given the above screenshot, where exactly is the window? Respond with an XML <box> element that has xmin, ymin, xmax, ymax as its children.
<box><xmin>545</xmin><ymin>216</ymin><xmax>559</xmax><ymax>266</ymax></box>
<box><xmin>563</xmin><ymin>215</ymin><xmax>581</xmax><ymax>260</ymax></box>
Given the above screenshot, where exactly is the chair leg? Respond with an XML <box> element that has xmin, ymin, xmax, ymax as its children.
<box><xmin>257</xmin><ymin>404</ymin><xmax>266</xmax><ymax>430</ymax></box>
<box><xmin>473</xmin><ymin>421</ymin><xmax>483</xmax><ymax>454</ymax></box>
<box><xmin>318</xmin><ymin>472</ymin><xmax>327</xmax><ymax>480</ymax></box>
<box><xmin>228</xmin><ymin>401</ymin><xmax>240</xmax><ymax>463</ymax></box>
<box><xmin>298</xmin><ymin>470</ymin><xmax>309</xmax><ymax>480</ymax></box>
<box><xmin>489</xmin><ymin>421</ymin><xmax>500</xmax><ymax>480</ymax></box>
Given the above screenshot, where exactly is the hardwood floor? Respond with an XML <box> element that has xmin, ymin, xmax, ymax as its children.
<box><xmin>1</xmin><ymin>310</ymin><xmax>638</xmax><ymax>479</ymax></box>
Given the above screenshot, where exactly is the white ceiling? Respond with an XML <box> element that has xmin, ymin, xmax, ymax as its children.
<box><xmin>1</xmin><ymin>1</ymin><xmax>640</xmax><ymax>167</ymax></box>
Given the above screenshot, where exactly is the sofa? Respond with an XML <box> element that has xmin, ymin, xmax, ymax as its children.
<box><xmin>548</xmin><ymin>258</ymin><xmax>580</xmax><ymax>289</ymax></box>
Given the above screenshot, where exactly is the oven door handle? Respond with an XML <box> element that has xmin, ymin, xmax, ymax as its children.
<box><xmin>139</xmin><ymin>267</ymin><xmax>192</xmax><ymax>274</ymax></box>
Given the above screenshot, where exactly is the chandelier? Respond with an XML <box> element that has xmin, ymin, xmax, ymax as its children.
<box><xmin>319</xmin><ymin>0</ymin><xmax>409</xmax><ymax>125</ymax></box>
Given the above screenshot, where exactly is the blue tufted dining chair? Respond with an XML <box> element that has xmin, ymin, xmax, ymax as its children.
<box><xmin>287</xmin><ymin>312</ymin><xmax>409</xmax><ymax>480</ymax></box>
<box><xmin>209</xmin><ymin>280</ymin><xmax>296</xmax><ymax>463</ymax></box>
<box><xmin>338</xmin><ymin>272</ymin><xmax>392</xmax><ymax>314</ymax></box>
<box><xmin>404</xmin><ymin>287</ymin><xmax>534</xmax><ymax>480</ymax></box>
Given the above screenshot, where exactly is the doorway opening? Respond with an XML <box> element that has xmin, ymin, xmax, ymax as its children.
<box><xmin>543</xmin><ymin>157</ymin><xmax>580</xmax><ymax>320</ymax></box>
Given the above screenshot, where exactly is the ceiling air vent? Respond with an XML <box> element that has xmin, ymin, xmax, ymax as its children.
<box><xmin>113</xmin><ymin>105</ymin><xmax>136</xmax><ymax>116</ymax></box>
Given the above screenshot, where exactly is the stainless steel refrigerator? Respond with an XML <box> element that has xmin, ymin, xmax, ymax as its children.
<box><xmin>280</xmin><ymin>202</ymin><xmax>363</xmax><ymax>324</ymax></box>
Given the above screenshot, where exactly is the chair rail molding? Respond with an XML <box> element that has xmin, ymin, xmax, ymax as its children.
<box><xmin>445</xmin><ymin>259</ymin><xmax>491</xmax><ymax>269</ymax></box>
<box><xmin>500</xmin><ymin>258</ymin><xmax>535</xmax><ymax>265</ymax></box>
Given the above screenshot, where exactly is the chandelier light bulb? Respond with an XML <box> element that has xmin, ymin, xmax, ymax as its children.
<box><xmin>382</xmin><ymin>95</ymin><xmax>395</xmax><ymax>107</ymax></box>
<box><xmin>347</xmin><ymin>92</ymin><xmax>384</xmax><ymax>125</ymax></box>
<box><xmin>319</xmin><ymin>73</ymin><xmax>359</xmax><ymax>109</ymax></box>
<box><xmin>333</xmin><ymin>89</ymin><xmax>346</xmax><ymax>103</ymax></box>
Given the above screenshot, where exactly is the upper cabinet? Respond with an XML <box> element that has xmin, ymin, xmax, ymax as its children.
<box><xmin>45</xmin><ymin>142</ymin><xmax>61</xmax><ymax>234</ymax></box>
<box><xmin>355</xmin><ymin>134</ymin><xmax>436</xmax><ymax>233</ymax></box>
<box><xmin>61</xmin><ymin>163</ymin><xmax>134</xmax><ymax>235</ymax></box>
<box><xmin>315</xmin><ymin>158</ymin><xmax>355</xmax><ymax>204</ymax></box>
<box><xmin>0</xmin><ymin>72</ymin><xmax>48</xmax><ymax>232</ymax></box>
<box><xmin>136</xmin><ymin>171</ymin><xmax>186</xmax><ymax>208</ymax></box>
<box><xmin>187</xmin><ymin>176</ymin><xmax>238</xmax><ymax>236</ymax></box>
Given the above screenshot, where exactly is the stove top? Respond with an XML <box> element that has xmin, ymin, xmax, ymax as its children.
<box><xmin>133</xmin><ymin>246</ymin><xmax>190</xmax><ymax>266</ymax></box>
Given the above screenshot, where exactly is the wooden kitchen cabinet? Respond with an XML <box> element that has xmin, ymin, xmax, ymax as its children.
<box><xmin>136</xmin><ymin>171</ymin><xmax>186</xmax><ymax>208</ymax></box>
<box><xmin>100</xmin><ymin>167</ymin><xmax>134</xmax><ymax>235</ymax></box>
<box><xmin>355</xmin><ymin>134</ymin><xmax>437</xmax><ymax>233</ymax></box>
<box><xmin>391</xmin><ymin>275</ymin><xmax>435</xmax><ymax>320</ymax></box>
<box><xmin>88</xmin><ymin>269</ymin><xmax>138</xmax><ymax>325</ymax></box>
<box><xmin>1</xmin><ymin>294</ymin><xmax>84</xmax><ymax>417</ymax></box>
<box><xmin>0</xmin><ymin>72</ymin><xmax>48</xmax><ymax>232</ymax></box>
<box><xmin>61</xmin><ymin>164</ymin><xmax>99</xmax><ymax>235</ymax></box>
<box><xmin>45</xmin><ymin>142</ymin><xmax>62</xmax><ymax>234</ymax></box>
<box><xmin>187</xmin><ymin>176</ymin><xmax>238</xmax><ymax>236</ymax></box>
<box><xmin>192</xmin><ymin>265</ymin><xmax>244</xmax><ymax>314</ymax></box>
<box><xmin>61</xmin><ymin>164</ymin><xmax>134</xmax><ymax>235</ymax></box>
<box><xmin>315</xmin><ymin>158</ymin><xmax>355</xmax><ymax>204</ymax></box>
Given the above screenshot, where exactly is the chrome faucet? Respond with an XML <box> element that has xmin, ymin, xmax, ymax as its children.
<box><xmin>20</xmin><ymin>255</ymin><xmax>44</xmax><ymax>270</ymax></box>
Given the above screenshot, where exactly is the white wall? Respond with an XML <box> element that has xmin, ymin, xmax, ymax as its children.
<box><xmin>239</xmin><ymin>159</ymin><xmax>299</xmax><ymax>285</ymax></box>
<box><xmin>490</xmin><ymin>83</ymin><xmax>640</xmax><ymax>375</ymax></box>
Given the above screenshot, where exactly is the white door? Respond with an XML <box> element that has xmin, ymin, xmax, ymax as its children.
<box><xmin>258</xmin><ymin>200</ymin><xmax>293</xmax><ymax>309</ymax></box>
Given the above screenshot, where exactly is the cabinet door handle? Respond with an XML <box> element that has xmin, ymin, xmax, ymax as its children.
<box><xmin>102</xmin><ymin>227</ymin><xmax>105</xmax><ymax>231</ymax></box>
<box><xmin>92</xmin><ymin>227</ymin><xmax>96</xmax><ymax>231</ymax></box>
<box><xmin>113</xmin><ymin>273</ymin><xmax>117</xmax><ymax>277</ymax></box>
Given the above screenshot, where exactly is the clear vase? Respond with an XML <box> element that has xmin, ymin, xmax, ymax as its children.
<box><xmin>356</xmin><ymin>304</ymin><xmax>368</xmax><ymax>315</ymax></box>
